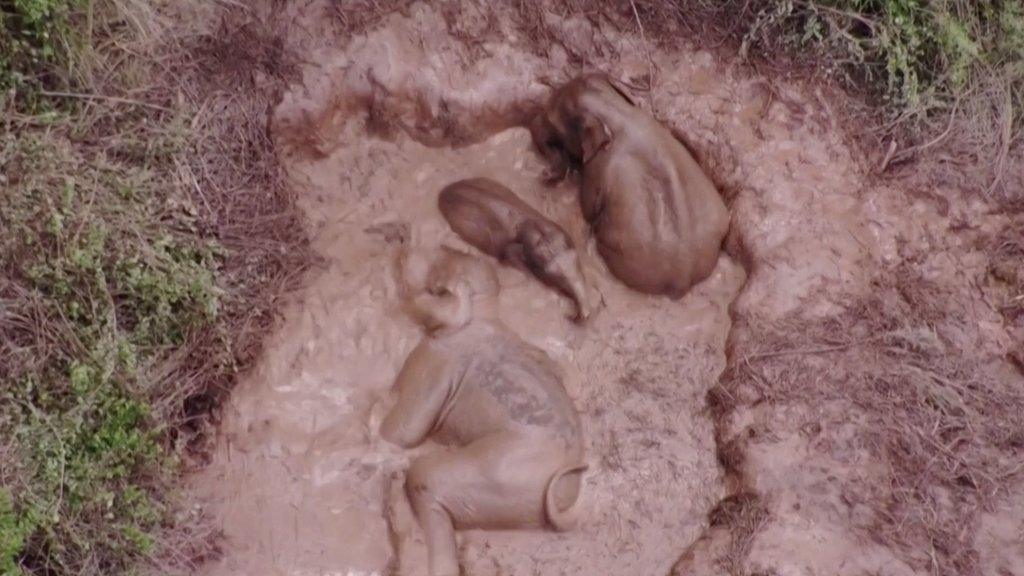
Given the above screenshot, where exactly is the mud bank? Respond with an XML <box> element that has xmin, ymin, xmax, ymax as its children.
<box><xmin>193</xmin><ymin>2</ymin><xmax>1024</xmax><ymax>575</ymax></box>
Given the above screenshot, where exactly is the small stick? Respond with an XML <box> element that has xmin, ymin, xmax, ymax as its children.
<box><xmin>986</xmin><ymin>80</ymin><xmax>1013</xmax><ymax>195</ymax></box>
<box><xmin>884</xmin><ymin>95</ymin><xmax>962</xmax><ymax>169</ymax></box>
<box><xmin>744</xmin><ymin>342</ymin><xmax>858</xmax><ymax>361</ymax></box>
<box><xmin>629</xmin><ymin>0</ymin><xmax>657</xmax><ymax>108</ymax></box>
<box><xmin>878</xmin><ymin>139</ymin><xmax>898</xmax><ymax>172</ymax></box>
<box><xmin>39</xmin><ymin>90</ymin><xmax>173</xmax><ymax>113</ymax></box>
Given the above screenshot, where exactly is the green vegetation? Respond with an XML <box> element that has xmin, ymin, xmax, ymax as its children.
<box><xmin>2</xmin><ymin>1</ymin><xmax>304</xmax><ymax>574</ymax></box>
<box><xmin>1</xmin><ymin>124</ymin><xmax>221</xmax><ymax>574</ymax></box>
<box><xmin>1</xmin><ymin>0</ymin><xmax>84</xmax><ymax>94</ymax></box>
<box><xmin>735</xmin><ymin>0</ymin><xmax>1023</xmax><ymax>110</ymax></box>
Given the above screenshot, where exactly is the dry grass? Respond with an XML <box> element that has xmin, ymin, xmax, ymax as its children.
<box><xmin>329</xmin><ymin>0</ymin><xmax>416</xmax><ymax>36</ymax></box>
<box><xmin>989</xmin><ymin>218</ymin><xmax>1024</xmax><ymax>319</ymax></box>
<box><xmin>719</xmin><ymin>262</ymin><xmax>1024</xmax><ymax>576</ymax></box>
<box><xmin>147</xmin><ymin>10</ymin><xmax>312</xmax><ymax>458</ymax></box>
<box><xmin>988</xmin><ymin>214</ymin><xmax>1024</xmax><ymax>375</ymax></box>
<box><xmin>1</xmin><ymin>1</ymin><xmax>310</xmax><ymax>573</ymax></box>
<box><xmin>707</xmin><ymin>491</ymin><xmax>770</xmax><ymax>576</ymax></box>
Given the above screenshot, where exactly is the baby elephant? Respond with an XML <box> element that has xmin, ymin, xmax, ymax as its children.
<box><xmin>530</xmin><ymin>72</ymin><xmax>729</xmax><ymax>298</ymax></box>
<box><xmin>439</xmin><ymin>177</ymin><xmax>594</xmax><ymax>321</ymax></box>
<box><xmin>382</xmin><ymin>249</ymin><xmax>587</xmax><ymax>576</ymax></box>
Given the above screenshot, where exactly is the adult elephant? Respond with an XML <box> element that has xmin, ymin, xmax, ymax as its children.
<box><xmin>530</xmin><ymin>72</ymin><xmax>729</xmax><ymax>298</ymax></box>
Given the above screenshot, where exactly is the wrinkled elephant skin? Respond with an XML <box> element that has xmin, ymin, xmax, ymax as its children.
<box><xmin>382</xmin><ymin>251</ymin><xmax>587</xmax><ymax>576</ymax></box>
<box><xmin>530</xmin><ymin>73</ymin><xmax>730</xmax><ymax>298</ymax></box>
<box><xmin>439</xmin><ymin>177</ymin><xmax>594</xmax><ymax>321</ymax></box>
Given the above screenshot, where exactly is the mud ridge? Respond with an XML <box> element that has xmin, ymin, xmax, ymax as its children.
<box><xmin>667</xmin><ymin>223</ymin><xmax>763</xmax><ymax>576</ymax></box>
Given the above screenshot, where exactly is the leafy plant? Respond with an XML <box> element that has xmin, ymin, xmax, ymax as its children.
<box><xmin>0</xmin><ymin>0</ymin><xmax>84</xmax><ymax>92</ymax></box>
<box><xmin>731</xmin><ymin>0</ymin><xmax>1022</xmax><ymax>129</ymax></box>
<box><xmin>0</xmin><ymin>100</ymin><xmax>221</xmax><ymax>575</ymax></box>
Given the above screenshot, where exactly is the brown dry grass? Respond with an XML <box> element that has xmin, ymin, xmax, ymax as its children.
<box><xmin>718</xmin><ymin>262</ymin><xmax>1024</xmax><ymax>576</ymax></box>
<box><xmin>707</xmin><ymin>491</ymin><xmax>770</xmax><ymax>575</ymax></box>
<box><xmin>329</xmin><ymin>0</ymin><xmax>417</xmax><ymax>35</ymax></box>
<box><xmin>149</xmin><ymin>10</ymin><xmax>312</xmax><ymax>460</ymax></box>
<box><xmin>988</xmin><ymin>214</ymin><xmax>1024</xmax><ymax>375</ymax></box>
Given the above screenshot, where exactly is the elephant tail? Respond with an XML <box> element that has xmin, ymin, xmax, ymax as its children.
<box><xmin>544</xmin><ymin>462</ymin><xmax>588</xmax><ymax>531</ymax></box>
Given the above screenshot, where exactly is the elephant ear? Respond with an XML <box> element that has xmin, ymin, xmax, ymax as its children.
<box><xmin>579</xmin><ymin>114</ymin><xmax>612</xmax><ymax>164</ymax></box>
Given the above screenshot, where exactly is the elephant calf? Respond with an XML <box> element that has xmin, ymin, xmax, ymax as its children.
<box><xmin>439</xmin><ymin>177</ymin><xmax>594</xmax><ymax>321</ymax></box>
<box><xmin>382</xmin><ymin>249</ymin><xmax>587</xmax><ymax>576</ymax></box>
<box><xmin>530</xmin><ymin>72</ymin><xmax>729</xmax><ymax>298</ymax></box>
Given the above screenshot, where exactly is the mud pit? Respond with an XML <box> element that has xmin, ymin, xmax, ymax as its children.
<box><xmin>194</xmin><ymin>3</ymin><xmax>1024</xmax><ymax>576</ymax></box>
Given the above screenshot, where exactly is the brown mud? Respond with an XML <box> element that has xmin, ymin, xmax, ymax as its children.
<box><xmin>192</xmin><ymin>2</ymin><xmax>1024</xmax><ymax>576</ymax></box>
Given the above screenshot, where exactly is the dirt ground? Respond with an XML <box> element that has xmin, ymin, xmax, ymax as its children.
<box><xmin>190</xmin><ymin>2</ymin><xmax>1024</xmax><ymax>575</ymax></box>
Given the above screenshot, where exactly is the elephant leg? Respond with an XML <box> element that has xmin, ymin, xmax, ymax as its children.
<box><xmin>405</xmin><ymin>457</ymin><xmax>460</xmax><ymax>576</ymax></box>
<box><xmin>404</xmin><ymin>432</ymin><xmax>568</xmax><ymax>575</ymax></box>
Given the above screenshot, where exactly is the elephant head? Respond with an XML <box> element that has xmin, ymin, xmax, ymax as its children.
<box><xmin>400</xmin><ymin>247</ymin><xmax>500</xmax><ymax>333</ymax></box>
<box><xmin>529</xmin><ymin>73</ymin><xmax>636</xmax><ymax>180</ymax></box>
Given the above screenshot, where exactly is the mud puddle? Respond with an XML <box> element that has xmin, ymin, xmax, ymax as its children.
<box><xmin>192</xmin><ymin>2</ymin><xmax>1024</xmax><ymax>575</ymax></box>
<box><xmin>194</xmin><ymin>102</ymin><xmax>742</xmax><ymax>576</ymax></box>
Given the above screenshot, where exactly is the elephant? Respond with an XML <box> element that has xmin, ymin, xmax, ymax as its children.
<box><xmin>438</xmin><ymin>177</ymin><xmax>594</xmax><ymax>321</ymax></box>
<box><xmin>529</xmin><ymin>72</ymin><xmax>730</xmax><ymax>298</ymax></box>
<box><xmin>381</xmin><ymin>248</ymin><xmax>587</xmax><ymax>576</ymax></box>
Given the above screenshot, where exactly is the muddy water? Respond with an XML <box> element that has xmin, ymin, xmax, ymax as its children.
<box><xmin>191</xmin><ymin>2</ymin><xmax>926</xmax><ymax>575</ymax></box>
<box><xmin>195</xmin><ymin>120</ymin><xmax>743</xmax><ymax>575</ymax></box>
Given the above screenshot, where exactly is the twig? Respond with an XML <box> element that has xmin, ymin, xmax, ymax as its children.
<box><xmin>744</xmin><ymin>341</ymin><xmax>864</xmax><ymax>361</ymax></box>
<box><xmin>794</xmin><ymin>0</ymin><xmax>878</xmax><ymax>30</ymax></box>
<box><xmin>878</xmin><ymin>139</ymin><xmax>898</xmax><ymax>172</ymax></box>
<box><xmin>883</xmin><ymin>95</ymin><xmax>962</xmax><ymax>170</ymax></box>
<box><xmin>629</xmin><ymin>0</ymin><xmax>657</xmax><ymax>108</ymax></box>
<box><xmin>986</xmin><ymin>79</ymin><xmax>1013</xmax><ymax>196</ymax></box>
<box><xmin>38</xmin><ymin>90</ymin><xmax>173</xmax><ymax>113</ymax></box>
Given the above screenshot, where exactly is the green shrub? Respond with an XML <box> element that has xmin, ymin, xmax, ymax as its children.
<box><xmin>0</xmin><ymin>0</ymin><xmax>85</xmax><ymax>92</ymax></box>
<box><xmin>730</xmin><ymin>0</ymin><xmax>1023</xmax><ymax>121</ymax></box>
<box><xmin>0</xmin><ymin>104</ymin><xmax>222</xmax><ymax>576</ymax></box>
<box><xmin>1</xmin><ymin>0</ymin><xmax>305</xmax><ymax>573</ymax></box>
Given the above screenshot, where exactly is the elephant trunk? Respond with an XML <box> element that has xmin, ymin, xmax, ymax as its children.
<box><xmin>533</xmin><ymin>249</ymin><xmax>595</xmax><ymax>323</ymax></box>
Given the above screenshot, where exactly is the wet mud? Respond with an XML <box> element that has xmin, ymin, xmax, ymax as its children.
<box><xmin>192</xmin><ymin>2</ymin><xmax>1024</xmax><ymax>576</ymax></box>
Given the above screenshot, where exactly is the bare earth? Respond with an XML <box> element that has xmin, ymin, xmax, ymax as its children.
<box><xmin>191</xmin><ymin>3</ymin><xmax>1024</xmax><ymax>576</ymax></box>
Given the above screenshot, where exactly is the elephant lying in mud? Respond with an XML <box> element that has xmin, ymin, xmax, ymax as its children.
<box><xmin>530</xmin><ymin>72</ymin><xmax>730</xmax><ymax>298</ymax></box>
<box><xmin>438</xmin><ymin>177</ymin><xmax>594</xmax><ymax>321</ymax></box>
<box><xmin>381</xmin><ymin>248</ymin><xmax>587</xmax><ymax>576</ymax></box>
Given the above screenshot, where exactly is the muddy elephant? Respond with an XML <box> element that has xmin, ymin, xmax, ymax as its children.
<box><xmin>438</xmin><ymin>177</ymin><xmax>594</xmax><ymax>321</ymax></box>
<box><xmin>529</xmin><ymin>72</ymin><xmax>730</xmax><ymax>298</ymax></box>
<box><xmin>381</xmin><ymin>248</ymin><xmax>587</xmax><ymax>576</ymax></box>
